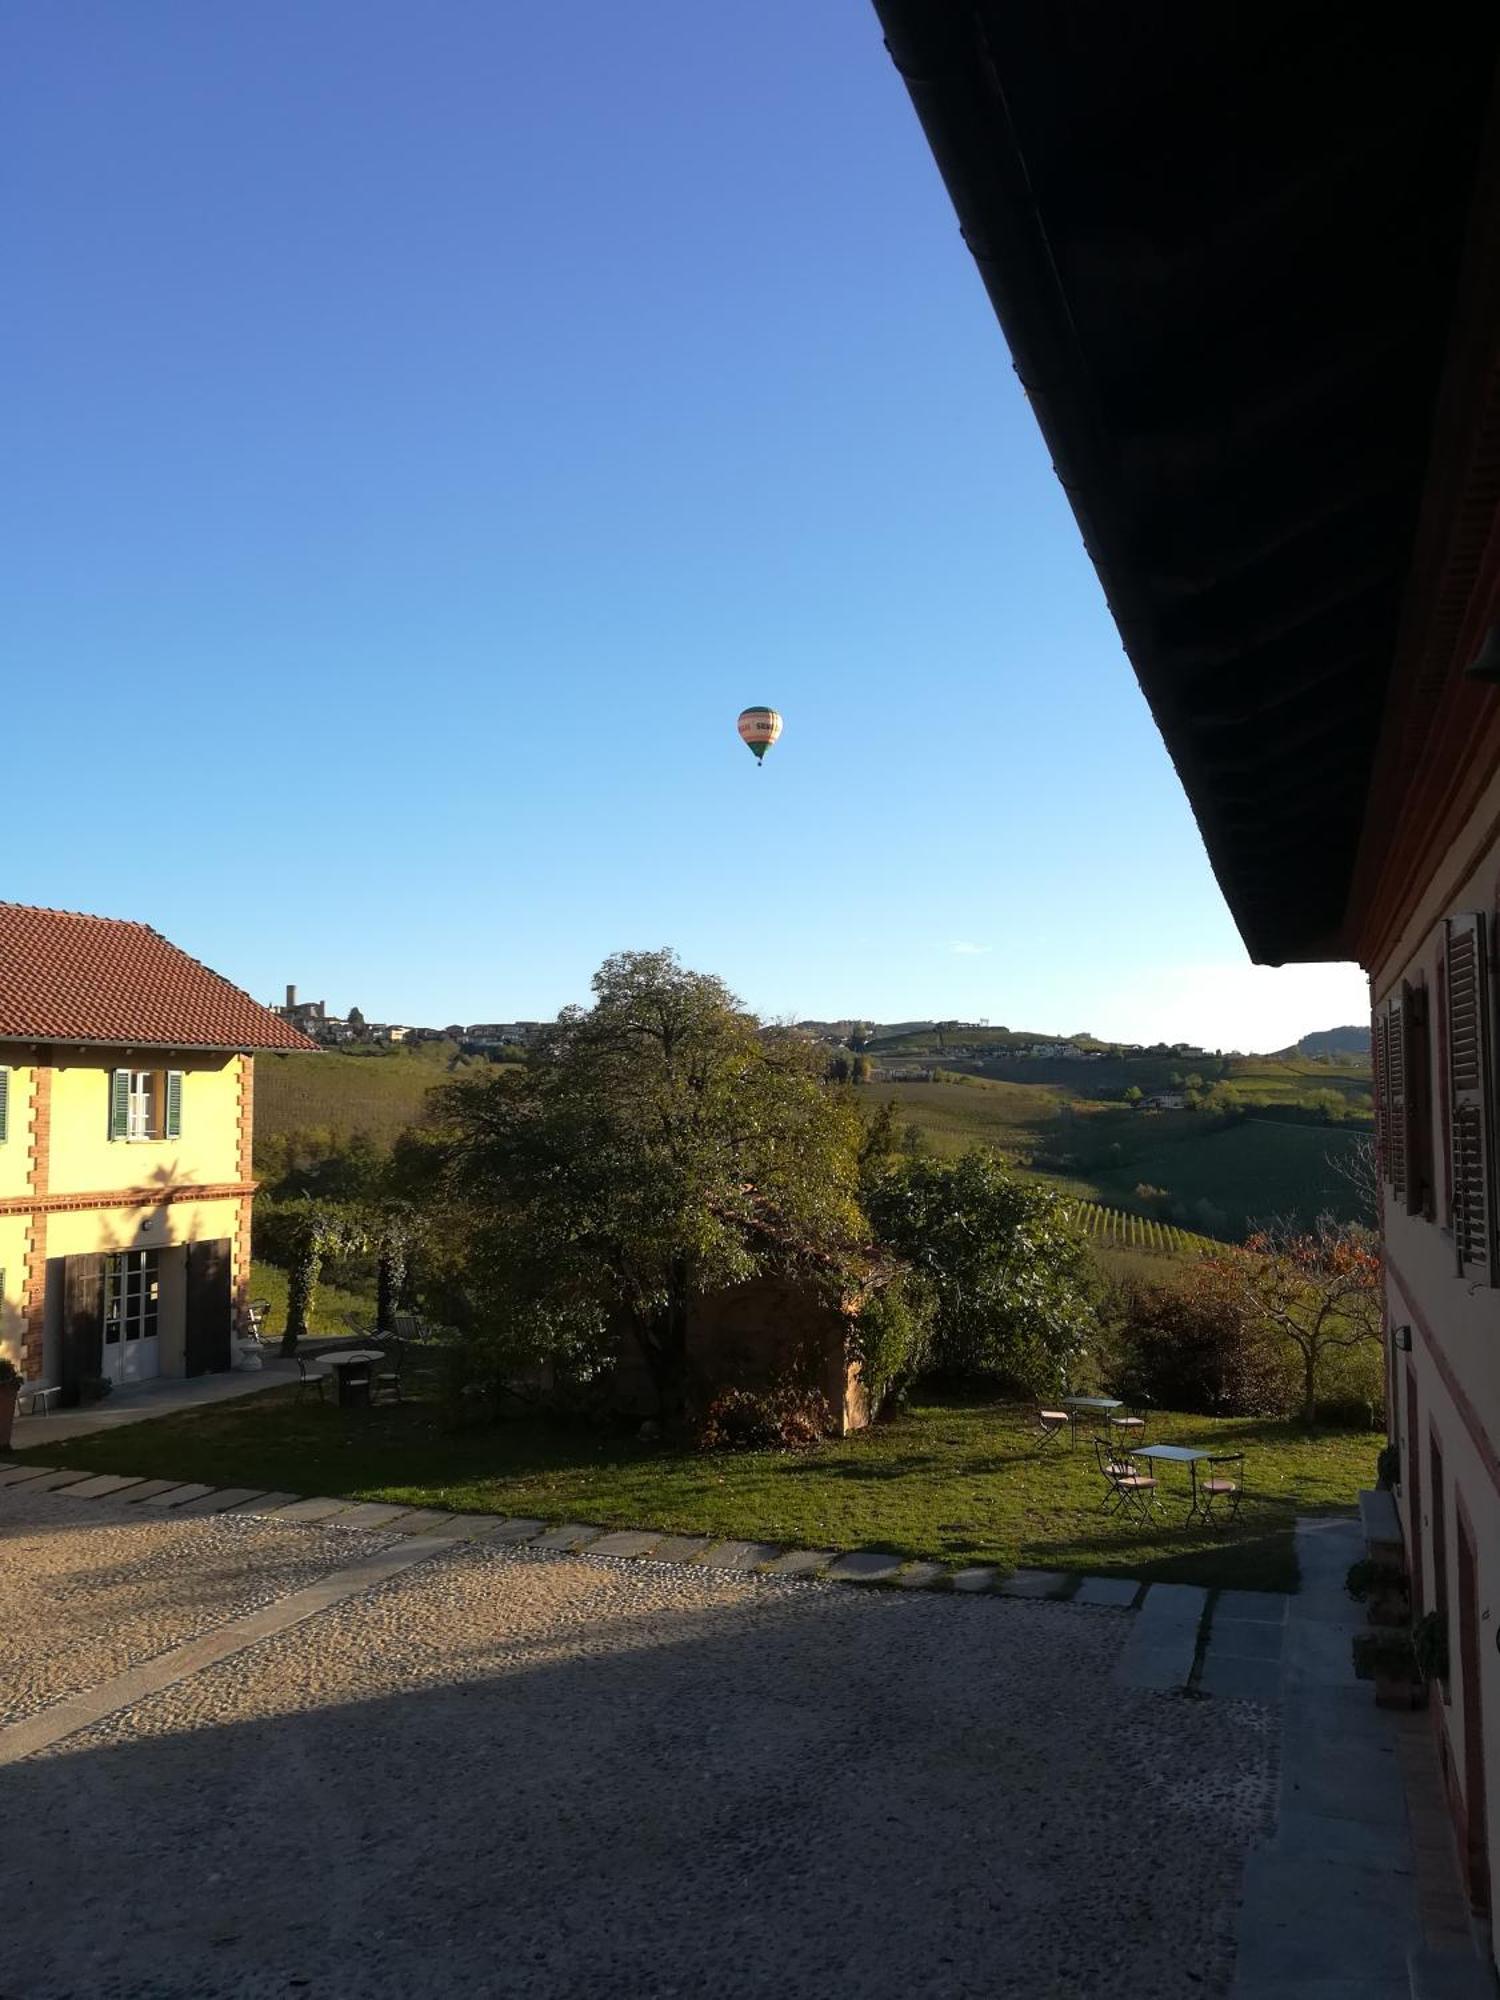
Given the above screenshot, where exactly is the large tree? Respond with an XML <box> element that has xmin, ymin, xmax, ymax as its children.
<box><xmin>865</xmin><ymin>1151</ymin><xmax>1094</xmax><ymax>1391</ymax></box>
<box><xmin>431</xmin><ymin>950</ymin><xmax>865</xmax><ymax>1422</ymax></box>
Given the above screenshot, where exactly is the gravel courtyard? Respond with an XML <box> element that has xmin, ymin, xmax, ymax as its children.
<box><xmin>3</xmin><ymin>1485</ymin><xmax>1276</xmax><ymax>1999</ymax></box>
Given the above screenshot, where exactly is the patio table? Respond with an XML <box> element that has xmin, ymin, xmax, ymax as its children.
<box><xmin>1128</xmin><ymin>1442</ymin><xmax>1216</xmax><ymax>1521</ymax></box>
<box><xmin>1060</xmin><ymin>1394</ymin><xmax>1122</xmax><ymax>1447</ymax></box>
<box><xmin>321</xmin><ymin>1349</ymin><xmax>385</xmax><ymax>1409</ymax></box>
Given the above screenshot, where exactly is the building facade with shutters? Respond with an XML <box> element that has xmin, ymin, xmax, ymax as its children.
<box><xmin>0</xmin><ymin>904</ymin><xmax>314</xmax><ymax>1398</ymax></box>
<box><xmin>873</xmin><ymin>0</ymin><xmax>1500</xmax><ymax>1949</ymax></box>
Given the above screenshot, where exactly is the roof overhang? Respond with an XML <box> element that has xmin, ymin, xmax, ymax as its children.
<box><xmin>873</xmin><ymin>2</ymin><xmax>1500</xmax><ymax>963</ymax></box>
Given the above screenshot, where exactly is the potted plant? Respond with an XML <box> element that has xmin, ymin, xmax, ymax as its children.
<box><xmin>1346</xmin><ymin>1556</ymin><xmax>1410</xmax><ymax>1628</ymax></box>
<box><xmin>1413</xmin><ymin>1610</ymin><xmax>1450</xmax><ymax>1688</ymax></box>
<box><xmin>1352</xmin><ymin>1627</ymin><xmax>1424</xmax><ymax>1709</ymax></box>
<box><xmin>0</xmin><ymin>1355</ymin><xmax>20</xmax><ymax>1451</ymax></box>
<box><xmin>78</xmin><ymin>1375</ymin><xmax>113</xmax><ymax>1406</ymax></box>
<box><xmin>1376</xmin><ymin>1442</ymin><xmax>1400</xmax><ymax>1491</ymax></box>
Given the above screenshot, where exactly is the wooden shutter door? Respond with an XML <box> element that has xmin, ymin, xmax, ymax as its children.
<box><xmin>1386</xmin><ymin>995</ymin><xmax>1407</xmax><ymax>1206</ymax></box>
<box><xmin>185</xmin><ymin>1239</ymin><xmax>232</xmax><ymax>1376</ymax></box>
<box><xmin>58</xmin><ymin>1254</ymin><xmax>105</xmax><ymax>1405</ymax></box>
<box><xmin>1446</xmin><ymin>913</ymin><xmax>1495</xmax><ymax>1281</ymax></box>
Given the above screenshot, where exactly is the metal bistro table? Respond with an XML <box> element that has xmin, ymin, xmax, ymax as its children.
<box><xmin>1061</xmin><ymin>1394</ymin><xmax>1122</xmax><ymax>1447</ymax></box>
<box><xmin>1128</xmin><ymin>1442</ymin><xmax>1216</xmax><ymax>1520</ymax></box>
<box><xmin>321</xmin><ymin>1349</ymin><xmax>385</xmax><ymax>1409</ymax></box>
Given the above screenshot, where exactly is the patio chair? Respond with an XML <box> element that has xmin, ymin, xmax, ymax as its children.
<box><xmin>1199</xmin><ymin>1453</ymin><xmax>1245</xmax><ymax>1527</ymax></box>
<box><xmin>1092</xmin><ymin>1435</ymin><xmax>1157</xmax><ymax>1522</ymax></box>
<box><xmin>1033</xmin><ymin>1406</ymin><xmax>1069</xmax><ymax>1450</ymax></box>
<box><xmin>370</xmin><ymin>1340</ymin><xmax>404</xmax><ymax>1407</ymax></box>
<box><xmin>296</xmin><ymin>1356</ymin><xmax>329</xmax><ymax>1404</ymax></box>
<box><xmin>245</xmin><ymin>1299</ymin><xmax>272</xmax><ymax>1338</ymax></box>
<box><xmin>1108</xmin><ymin>1404</ymin><xmax>1148</xmax><ymax>1446</ymax></box>
<box><xmin>19</xmin><ymin>1380</ymin><xmax>60</xmax><ymax>1417</ymax></box>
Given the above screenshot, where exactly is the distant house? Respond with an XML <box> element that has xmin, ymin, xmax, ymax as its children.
<box><xmin>1142</xmin><ymin>1092</ymin><xmax>1188</xmax><ymax>1112</ymax></box>
<box><xmin>2</xmin><ymin>905</ymin><xmax>314</xmax><ymax>1398</ymax></box>
<box><xmin>274</xmin><ymin>987</ymin><xmax>355</xmax><ymax>1046</ymax></box>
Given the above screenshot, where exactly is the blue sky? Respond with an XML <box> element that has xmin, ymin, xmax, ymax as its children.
<box><xmin>4</xmin><ymin>2</ymin><xmax>1367</xmax><ymax>1050</ymax></box>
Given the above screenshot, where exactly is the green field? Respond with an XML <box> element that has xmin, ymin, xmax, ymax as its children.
<box><xmin>17</xmin><ymin>1386</ymin><xmax>1376</xmax><ymax>1590</ymax></box>
<box><xmin>254</xmin><ymin>1043</ymin><xmax>461</xmax><ymax>1156</ymax></box>
<box><xmin>255</xmin><ymin>1041</ymin><xmax>1371</xmax><ymax>1244</ymax></box>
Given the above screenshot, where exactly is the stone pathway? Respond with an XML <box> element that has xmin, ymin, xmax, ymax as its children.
<box><xmin>1229</xmin><ymin>1515</ymin><xmax>1491</xmax><ymax>1999</ymax></box>
<box><xmin>0</xmin><ymin>1457</ymin><xmax>1217</xmax><ymax>1626</ymax></box>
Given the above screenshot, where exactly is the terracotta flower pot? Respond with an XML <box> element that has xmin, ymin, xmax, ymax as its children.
<box><xmin>0</xmin><ymin>1379</ymin><xmax>18</xmax><ymax>1451</ymax></box>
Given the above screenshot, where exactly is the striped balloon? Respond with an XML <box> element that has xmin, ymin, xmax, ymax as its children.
<box><xmin>737</xmin><ymin>707</ymin><xmax>783</xmax><ymax>765</ymax></box>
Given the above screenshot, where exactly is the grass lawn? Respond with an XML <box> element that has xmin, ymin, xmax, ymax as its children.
<box><xmin>27</xmin><ymin>1387</ymin><xmax>1378</xmax><ymax>1592</ymax></box>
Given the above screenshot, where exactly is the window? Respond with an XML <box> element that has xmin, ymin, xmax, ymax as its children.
<box><xmin>1431</xmin><ymin>1430</ymin><xmax>1451</xmax><ymax>1698</ymax></box>
<box><xmin>109</xmin><ymin>1068</ymin><xmax>184</xmax><ymax>1142</ymax></box>
<box><xmin>103</xmin><ymin>1250</ymin><xmax>159</xmax><ymax>1346</ymax></box>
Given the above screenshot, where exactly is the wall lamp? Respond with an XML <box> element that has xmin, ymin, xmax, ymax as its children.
<box><xmin>1392</xmin><ymin>1325</ymin><xmax>1413</xmax><ymax>1352</ymax></box>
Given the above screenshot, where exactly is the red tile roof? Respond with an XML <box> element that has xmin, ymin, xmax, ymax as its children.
<box><xmin>0</xmin><ymin>904</ymin><xmax>318</xmax><ymax>1050</ymax></box>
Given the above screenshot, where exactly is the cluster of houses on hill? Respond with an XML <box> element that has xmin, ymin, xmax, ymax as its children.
<box><xmin>272</xmin><ymin>988</ymin><xmax>540</xmax><ymax>1055</ymax></box>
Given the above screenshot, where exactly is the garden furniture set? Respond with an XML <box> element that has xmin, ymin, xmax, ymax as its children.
<box><xmin>1034</xmin><ymin>1397</ymin><xmax>1245</xmax><ymax>1528</ymax></box>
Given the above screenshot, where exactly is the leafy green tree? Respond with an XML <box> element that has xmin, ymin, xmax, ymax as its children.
<box><xmin>1122</xmin><ymin>1084</ymin><xmax>1143</xmax><ymax>1106</ymax></box>
<box><xmin>865</xmin><ymin>1151</ymin><xmax>1094</xmax><ymax>1391</ymax></box>
<box><xmin>431</xmin><ymin>950</ymin><xmax>865</xmax><ymax>1423</ymax></box>
<box><xmin>851</xmin><ymin>1053</ymin><xmax>872</xmax><ymax>1085</ymax></box>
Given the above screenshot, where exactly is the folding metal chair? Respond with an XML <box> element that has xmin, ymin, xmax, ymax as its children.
<box><xmin>1034</xmin><ymin>1406</ymin><xmax>1070</xmax><ymax>1450</ymax></box>
<box><xmin>296</xmin><ymin>1356</ymin><xmax>329</xmax><ymax>1404</ymax></box>
<box><xmin>1092</xmin><ymin>1435</ymin><xmax>1157</xmax><ymax>1522</ymax></box>
<box><xmin>1199</xmin><ymin>1453</ymin><xmax>1245</xmax><ymax>1527</ymax></box>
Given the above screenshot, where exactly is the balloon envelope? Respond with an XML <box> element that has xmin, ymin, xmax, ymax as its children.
<box><xmin>737</xmin><ymin>707</ymin><xmax>783</xmax><ymax>763</ymax></box>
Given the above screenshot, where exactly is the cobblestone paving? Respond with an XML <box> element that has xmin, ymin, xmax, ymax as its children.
<box><xmin>0</xmin><ymin>1485</ymin><xmax>401</xmax><ymax>1727</ymax></box>
<box><xmin>8</xmin><ymin>1492</ymin><xmax>1277</xmax><ymax>2000</ymax></box>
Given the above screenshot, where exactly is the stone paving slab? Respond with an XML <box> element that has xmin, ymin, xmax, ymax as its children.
<box><xmin>826</xmin><ymin>1551</ymin><xmax>906</xmax><ymax>1584</ymax></box>
<box><xmin>760</xmin><ymin>1548</ymin><xmax>836</xmax><ymax>1579</ymax></box>
<box><xmin>381</xmin><ymin>1509</ymin><xmax>458</xmax><ymax>1536</ymax></box>
<box><xmin>116</xmin><ymin>1479</ymin><xmax>193</xmax><ymax>1504</ymax></box>
<box><xmin>272</xmin><ymin>1496</ymin><xmax>354</xmax><ymax>1523</ymax></box>
<box><xmin>18</xmin><ymin>1468</ymin><xmax>93</xmax><ymax>1493</ymax></box>
<box><xmin>587</xmin><ymin>1530</ymin><xmax>665</xmax><ymax>1558</ymax></box>
<box><xmin>52</xmin><ymin>1473</ymin><xmax>144</xmax><ymax>1500</ymax></box>
<box><xmin>228</xmin><ymin>1492</ymin><xmax>300</xmax><ymax>1514</ymax></box>
<box><xmin>0</xmin><ymin>1463</ymin><xmax>58</xmax><ymax>1486</ymax></box>
<box><xmin>646</xmin><ymin>1534</ymin><xmax>714</xmax><ymax>1563</ymax></box>
<box><xmin>897</xmin><ymin>1562</ymin><xmax>948</xmax><ymax>1589</ymax></box>
<box><xmin>701</xmin><ymin>1539</ymin><xmax>782</xmax><ymax>1572</ymax></box>
<box><xmin>140</xmin><ymin>1482</ymin><xmax>217</xmax><ymax>1508</ymax></box>
<box><xmin>1219</xmin><ymin>1588</ymin><xmax>1288</xmax><ymax>1623</ymax></box>
<box><xmin>1199</xmin><ymin>1653</ymin><xmax>1282</xmax><ymax>1702</ymax></box>
<box><xmin>1211</xmin><ymin>1616</ymin><xmax>1286</xmax><ymax>1662</ymax></box>
<box><xmin>1075</xmin><ymin>1575</ymin><xmax>1139</xmax><ymax>1607</ymax></box>
<box><xmin>323</xmin><ymin>1502</ymin><xmax>411</xmax><ymax>1531</ymax></box>
<box><xmin>480</xmin><ymin>1517</ymin><xmax>546</xmax><ymax>1543</ymax></box>
<box><xmin>951</xmin><ymin>1567</ymin><xmax>999</xmax><ymax>1593</ymax></box>
<box><xmin>171</xmin><ymin>1488</ymin><xmax>268</xmax><ymax>1517</ymax></box>
<box><xmin>1234</xmin><ymin>1850</ymin><xmax>1419</xmax><ymax>1987</ymax></box>
<box><xmin>530</xmin><ymin>1522</ymin><xmax>606</xmax><ymax>1552</ymax></box>
<box><xmin>995</xmin><ymin>1569</ymin><xmax>1066</xmax><ymax>1599</ymax></box>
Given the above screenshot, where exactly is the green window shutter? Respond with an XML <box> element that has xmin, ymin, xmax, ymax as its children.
<box><xmin>165</xmin><ymin>1070</ymin><xmax>184</xmax><ymax>1140</ymax></box>
<box><xmin>109</xmin><ymin>1069</ymin><xmax>130</xmax><ymax>1140</ymax></box>
<box><xmin>0</xmin><ymin>1068</ymin><xmax>9</xmax><ymax>1144</ymax></box>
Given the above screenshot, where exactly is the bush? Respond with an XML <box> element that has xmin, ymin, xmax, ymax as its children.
<box><xmin>696</xmin><ymin>1385</ymin><xmax>832</xmax><ymax>1453</ymax></box>
<box><xmin>849</xmin><ymin>1272</ymin><xmax>935</xmax><ymax>1409</ymax></box>
<box><xmin>1103</xmin><ymin>1265</ymin><xmax>1296</xmax><ymax>1417</ymax></box>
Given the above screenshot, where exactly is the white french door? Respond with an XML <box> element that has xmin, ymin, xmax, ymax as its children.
<box><xmin>103</xmin><ymin>1250</ymin><xmax>161</xmax><ymax>1385</ymax></box>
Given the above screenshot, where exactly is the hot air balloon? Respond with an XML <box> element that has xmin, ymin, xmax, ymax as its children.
<box><xmin>737</xmin><ymin>707</ymin><xmax>783</xmax><ymax>766</ymax></box>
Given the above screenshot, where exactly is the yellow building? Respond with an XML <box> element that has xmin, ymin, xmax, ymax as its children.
<box><xmin>0</xmin><ymin>903</ymin><xmax>313</xmax><ymax>1397</ymax></box>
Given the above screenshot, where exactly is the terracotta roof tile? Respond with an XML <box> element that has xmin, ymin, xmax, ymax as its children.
<box><xmin>0</xmin><ymin>903</ymin><xmax>317</xmax><ymax>1050</ymax></box>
